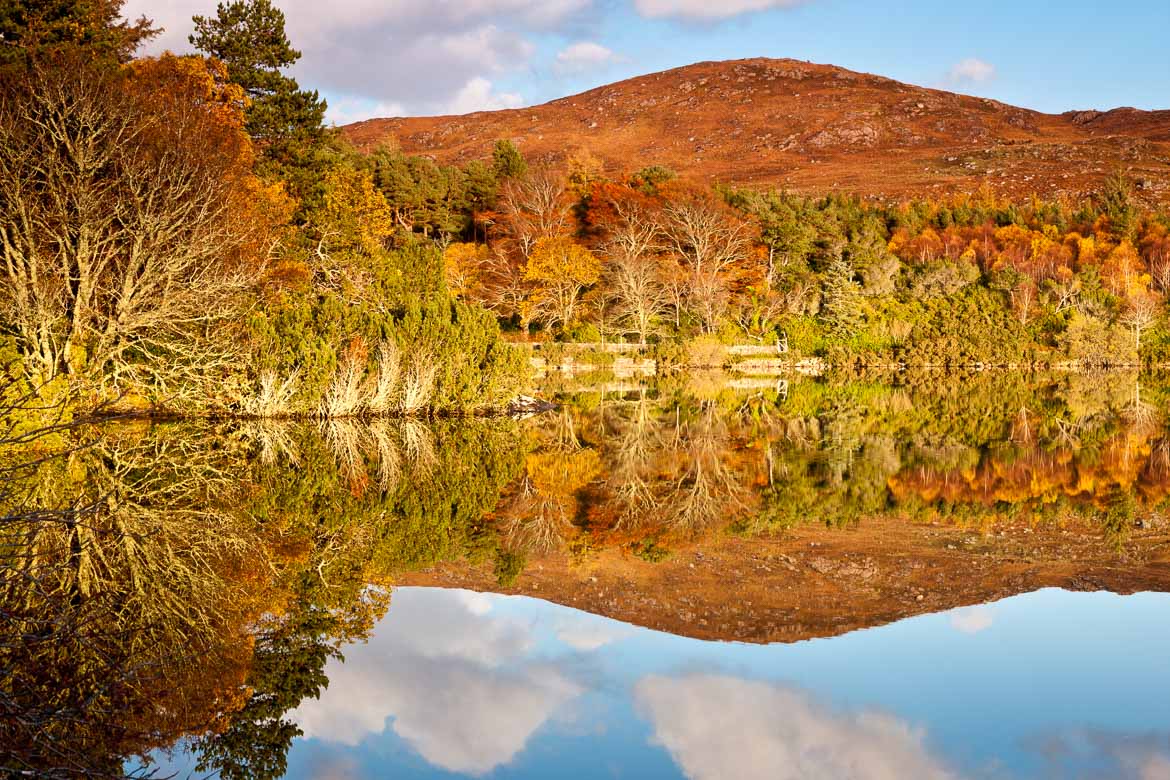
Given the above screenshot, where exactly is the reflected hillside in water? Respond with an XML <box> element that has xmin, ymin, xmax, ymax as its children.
<box><xmin>2</xmin><ymin>372</ymin><xmax>1170</xmax><ymax>776</ymax></box>
<box><xmin>403</xmin><ymin>371</ymin><xmax>1170</xmax><ymax>640</ymax></box>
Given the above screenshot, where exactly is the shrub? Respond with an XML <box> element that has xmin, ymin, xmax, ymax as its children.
<box><xmin>563</xmin><ymin>322</ymin><xmax>601</xmax><ymax>343</ymax></box>
<box><xmin>247</xmin><ymin>245</ymin><xmax>527</xmax><ymax>414</ymax></box>
<box><xmin>1059</xmin><ymin>312</ymin><xmax>1137</xmax><ymax>367</ymax></box>
<box><xmin>651</xmin><ymin>339</ymin><xmax>688</xmax><ymax>371</ymax></box>
<box><xmin>686</xmin><ymin>336</ymin><xmax>729</xmax><ymax>368</ymax></box>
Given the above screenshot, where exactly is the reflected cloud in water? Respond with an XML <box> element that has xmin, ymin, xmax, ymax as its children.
<box><xmin>275</xmin><ymin>587</ymin><xmax>1170</xmax><ymax>779</ymax></box>
<box><xmin>291</xmin><ymin>589</ymin><xmax>582</xmax><ymax>774</ymax></box>
<box><xmin>1030</xmin><ymin>730</ymin><xmax>1170</xmax><ymax>780</ymax></box>
<box><xmin>636</xmin><ymin>674</ymin><xmax>958</xmax><ymax>780</ymax></box>
<box><xmin>949</xmin><ymin>606</ymin><xmax>996</xmax><ymax>635</ymax></box>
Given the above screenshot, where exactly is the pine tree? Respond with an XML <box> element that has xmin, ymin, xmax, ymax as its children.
<box><xmin>821</xmin><ymin>254</ymin><xmax>863</xmax><ymax>334</ymax></box>
<box><xmin>1096</xmin><ymin>169</ymin><xmax>1138</xmax><ymax>241</ymax></box>
<box><xmin>492</xmin><ymin>139</ymin><xmax>528</xmax><ymax>180</ymax></box>
<box><xmin>190</xmin><ymin>0</ymin><xmax>326</xmax><ymax>169</ymax></box>
<box><xmin>0</xmin><ymin>0</ymin><xmax>157</xmax><ymax>68</ymax></box>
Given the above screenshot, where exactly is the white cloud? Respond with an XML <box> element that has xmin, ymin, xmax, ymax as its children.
<box><xmin>554</xmin><ymin>617</ymin><xmax>631</xmax><ymax>651</ymax></box>
<box><xmin>121</xmin><ymin>0</ymin><xmax>584</xmax><ymax>116</ymax></box>
<box><xmin>325</xmin><ymin>97</ymin><xmax>406</xmax><ymax>126</ymax></box>
<box><xmin>554</xmin><ymin>41</ymin><xmax>620</xmax><ymax>75</ymax></box>
<box><xmin>947</xmin><ymin>57</ymin><xmax>996</xmax><ymax>84</ymax></box>
<box><xmin>446</xmin><ymin>77</ymin><xmax>524</xmax><ymax>115</ymax></box>
<box><xmin>291</xmin><ymin>589</ymin><xmax>580</xmax><ymax>774</ymax></box>
<box><xmin>633</xmin><ymin>0</ymin><xmax>804</xmax><ymax>21</ymax></box>
<box><xmin>949</xmin><ymin>606</ymin><xmax>995</xmax><ymax>635</ymax></box>
<box><xmin>635</xmin><ymin>674</ymin><xmax>960</xmax><ymax>780</ymax></box>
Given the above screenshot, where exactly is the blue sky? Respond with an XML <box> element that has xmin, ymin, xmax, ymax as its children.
<box><xmin>149</xmin><ymin>586</ymin><xmax>1170</xmax><ymax>779</ymax></box>
<box><xmin>132</xmin><ymin>0</ymin><xmax>1168</xmax><ymax>124</ymax></box>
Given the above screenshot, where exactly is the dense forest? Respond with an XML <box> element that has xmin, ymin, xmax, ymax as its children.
<box><xmin>3</xmin><ymin>1</ymin><xmax>1170</xmax><ymax>420</ymax></box>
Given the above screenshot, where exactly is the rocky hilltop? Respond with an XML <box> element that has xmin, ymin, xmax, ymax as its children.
<box><xmin>343</xmin><ymin>58</ymin><xmax>1170</xmax><ymax>202</ymax></box>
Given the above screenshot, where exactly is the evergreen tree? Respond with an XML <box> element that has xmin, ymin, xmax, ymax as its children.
<box><xmin>0</xmin><ymin>0</ymin><xmax>157</xmax><ymax>68</ymax></box>
<box><xmin>1096</xmin><ymin>170</ymin><xmax>1138</xmax><ymax>240</ymax></box>
<box><xmin>463</xmin><ymin>159</ymin><xmax>500</xmax><ymax>216</ymax></box>
<box><xmin>821</xmin><ymin>254</ymin><xmax>863</xmax><ymax>334</ymax></box>
<box><xmin>492</xmin><ymin>138</ymin><xmax>528</xmax><ymax>179</ymax></box>
<box><xmin>190</xmin><ymin>0</ymin><xmax>326</xmax><ymax>168</ymax></box>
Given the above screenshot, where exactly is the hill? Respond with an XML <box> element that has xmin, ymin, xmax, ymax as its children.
<box><xmin>342</xmin><ymin>58</ymin><xmax>1170</xmax><ymax>203</ymax></box>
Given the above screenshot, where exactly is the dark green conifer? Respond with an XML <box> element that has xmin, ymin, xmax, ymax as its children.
<box><xmin>190</xmin><ymin>0</ymin><xmax>326</xmax><ymax>168</ymax></box>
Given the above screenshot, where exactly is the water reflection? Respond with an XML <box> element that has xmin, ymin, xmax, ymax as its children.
<box><xmin>2</xmin><ymin>373</ymin><xmax>1170</xmax><ymax>777</ymax></box>
<box><xmin>270</xmin><ymin>588</ymin><xmax>1170</xmax><ymax>779</ymax></box>
<box><xmin>291</xmin><ymin>589</ymin><xmax>581</xmax><ymax>774</ymax></box>
<box><xmin>634</xmin><ymin>675</ymin><xmax>955</xmax><ymax>780</ymax></box>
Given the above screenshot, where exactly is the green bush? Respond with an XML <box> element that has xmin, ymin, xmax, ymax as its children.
<box><xmin>1059</xmin><ymin>312</ymin><xmax>1137</xmax><ymax>367</ymax></box>
<box><xmin>651</xmin><ymin>339</ymin><xmax>688</xmax><ymax>371</ymax></box>
<box><xmin>563</xmin><ymin>322</ymin><xmax>601</xmax><ymax>343</ymax></box>
<box><xmin>249</xmin><ymin>245</ymin><xmax>527</xmax><ymax>413</ymax></box>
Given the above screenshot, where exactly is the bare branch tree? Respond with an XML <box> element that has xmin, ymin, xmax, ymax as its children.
<box><xmin>0</xmin><ymin>57</ymin><xmax>276</xmax><ymax>405</ymax></box>
<box><xmin>658</xmin><ymin>192</ymin><xmax>752</xmax><ymax>333</ymax></box>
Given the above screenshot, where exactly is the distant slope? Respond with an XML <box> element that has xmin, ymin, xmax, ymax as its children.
<box><xmin>343</xmin><ymin>58</ymin><xmax>1170</xmax><ymax>203</ymax></box>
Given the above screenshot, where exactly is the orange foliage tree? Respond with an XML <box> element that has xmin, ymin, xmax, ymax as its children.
<box><xmin>0</xmin><ymin>54</ymin><xmax>288</xmax><ymax>395</ymax></box>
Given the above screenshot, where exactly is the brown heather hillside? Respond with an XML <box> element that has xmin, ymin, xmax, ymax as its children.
<box><xmin>400</xmin><ymin>514</ymin><xmax>1170</xmax><ymax>645</ymax></box>
<box><xmin>343</xmin><ymin>57</ymin><xmax>1170</xmax><ymax>203</ymax></box>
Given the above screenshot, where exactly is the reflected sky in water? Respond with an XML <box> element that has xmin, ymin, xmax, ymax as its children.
<box><xmin>160</xmin><ymin>587</ymin><xmax>1170</xmax><ymax>779</ymax></box>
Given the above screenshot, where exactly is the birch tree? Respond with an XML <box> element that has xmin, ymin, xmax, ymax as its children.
<box><xmin>0</xmin><ymin>56</ymin><xmax>283</xmax><ymax>398</ymax></box>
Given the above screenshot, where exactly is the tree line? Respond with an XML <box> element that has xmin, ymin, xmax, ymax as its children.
<box><xmin>435</xmin><ymin>163</ymin><xmax>1170</xmax><ymax>369</ymax></box>
<box><xmin>4</xmin><ymin>0</ymin><xmax>1170</xmax><ymax>422</ymax></box>
<box><xmin>0</xmin><ymin>0</ymin><xmax>524</xmax><ymax>416</ymax></box>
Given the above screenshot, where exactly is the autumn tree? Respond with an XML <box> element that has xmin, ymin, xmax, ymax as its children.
<box><xmin>1123</xmin><ymin>290</ymin><xmax>1161</xmax><ymax>355</ymax></box>
<box><xmin>495</xmin><ymin>170</ymin><xmax>571</xmax><ymax>258</ymax></box>
<box><xmin>1102</xmin><ymin>240</ymin><xmax>1145</xmax><ymax>298</ymax></box>
<box><xmin>525</xmin><ymin>236</ymin><xmax>601</xmax><ymax>333</ymax></box>
<box><xmin>314</xmin><ymin>166</ymin><xmax>395</xmax><ymax>257</ymax></box>
<box><xmin>480</xmin><ymin>170</ymin><xmax>572</xmax><ymax>333</ymax></box>
<box><xmin>590</xmin><ymin>183</ymin><xmax>668</xmax><ymax>342</ymax></box>
<box><xmin>190</xmin><ymin>0</ymin><xmax>327</xmax><ymax>168</ymax></box>
<box><xmin>659</xmin><ymin>189</ymin><xmax>752</xmax><ymax>333</ymax></box>
<box><xmin>474</xmin><ymin>247</ymin><xmax>537</xmax><ymax>335</ymax></box>
<box><xmin>443</xmin><ymin>242</ymin><xmax>490</xmax><ymax>300</ymax></box>
<box><xmin>1140</xmin><ymin>222</ymin><xmax>1170</xmax><ymax>292</ymax></box>
<box><xmin>0</xmin><ymin>56</ymin><xmax>285</xmax><ymax>398</ymax></box>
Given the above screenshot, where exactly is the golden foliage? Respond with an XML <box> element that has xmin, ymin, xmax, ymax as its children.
<box><xmin>443</xmin><ymin>242</ymin><xmax>490</xmax><ymax>298</ymax></box>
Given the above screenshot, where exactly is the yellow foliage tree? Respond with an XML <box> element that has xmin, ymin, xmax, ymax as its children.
<box><xmin>443</xmin><ymin>242</ymin><xmax>490</xmax><ymax>299</ymax></box>
<box><xmin>317</xmin><ymin>167</ymin><xmax>395</xmax><ymax>257</ymax></box>
<box><xmin>1103</xmin><ymin>240</ymin><xmax>1144</xmax><ymax>297</ymax></box>
<box><xmin>524</xmin><ymin>236</ymin><xmax>601</xmax><ymax>332</ymax></box>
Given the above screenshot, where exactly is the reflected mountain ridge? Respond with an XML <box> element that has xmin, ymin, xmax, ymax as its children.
<box><xmin>2</xmin><ymin>372</ymin><xmax>1170</xmax><ymax>777</ymax></box>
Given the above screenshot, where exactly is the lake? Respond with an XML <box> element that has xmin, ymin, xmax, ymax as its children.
<box><xmin>2</xmin><ymin>372</ymin><xmax>1169</xmax><ymax>778</ymax></box>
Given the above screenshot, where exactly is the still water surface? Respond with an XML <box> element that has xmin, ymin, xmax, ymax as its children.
<box><xmin>5</xmin><ymin>373</ymin><xmax>1170</xmax><ymax>778</ymax></box>
<box><xmin>153</xmin><ymin>586</ymin><xmax>1170</xmax><ymax>779</ymax></box>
